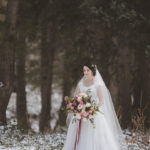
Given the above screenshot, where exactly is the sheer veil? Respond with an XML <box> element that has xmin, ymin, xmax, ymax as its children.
<box><xmin>94</xmin><ymin>69</ymin><xmax>128</xmax><ymax>149</ymax></box>
<box><xmin>66</xmin><ymin>68</ymin><xmax>128</xmax><ymax>149</ymax></box>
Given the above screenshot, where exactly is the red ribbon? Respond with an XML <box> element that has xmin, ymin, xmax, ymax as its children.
<box><xmin>74</xmin><ymin>119</ymin><xmax>82</xmax><ymax>150</ymax></box>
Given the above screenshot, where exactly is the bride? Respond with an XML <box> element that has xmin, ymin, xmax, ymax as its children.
<box><xmin>62</xmin><ymin>63</ymin><xmax>128</xmax><ymax>150</ymax></box>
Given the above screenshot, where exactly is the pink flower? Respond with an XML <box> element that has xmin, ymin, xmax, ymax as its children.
<box><xmin>86</xmin><ymin>111</ymin><xmax>90</xmax><ymax>116</ymax></box>
<box><xmin>67</xmin><ymin>103</ymin><xmax>71</xmax><ymax>109</ymax></box>
<box><xmin>71</xmin><ymin>106</ymin><xmax>74</xmax><ymax>110</ymax></box>
<box><xmin>72</xmin><ymin>102</ymin><xmax>77</xmax><ymax>106</ymax></box>
<box><xmin>80</xmin><ymin>101</ymin><xmax>84</xmax><ymax>105</ymax></box>
<box><xmin>74</xmin><ymin>96</ymin><xmax>78</xmax><ymax>101</ymax></box>
<box><xmin>77</xmin><ymin>97</ymin><xmax>81</xmax><ymax>102</ymax></box>
<box><xmin>64</xmin><ymin>96</ymin><xmax>68</xmax><ymax>101</ymax></box>
<box><xmin>81</xmin><ymin>113</ymin><xmax>86</xmax><ymax>118</ymax></box>
<box><xmin>81</xmin><ymin>112</ymin><xmax>89</xmax><ymax>118</ymax></box>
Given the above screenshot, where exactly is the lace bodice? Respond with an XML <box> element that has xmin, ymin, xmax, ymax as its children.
<box><xmin>78</xmin><ymin>81</ymin><xmax>105</xmax><ymax>109</ymax></box>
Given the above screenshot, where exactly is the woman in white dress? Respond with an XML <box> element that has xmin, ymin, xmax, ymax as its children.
<box><xmin>62</xmin><ymin>63</ymin><xmax>128</xmax><ymax>150</ymax></box>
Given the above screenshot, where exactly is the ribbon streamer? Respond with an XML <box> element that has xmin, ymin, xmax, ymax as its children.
<box><xmin>74</xmin><ymin>119</ymin><xmax>82</xmax><ymax>150</ymax></box>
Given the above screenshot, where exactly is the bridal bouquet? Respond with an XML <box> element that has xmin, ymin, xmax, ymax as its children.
<box><xmin>62</xmin><ymin>92</ymin><xmax>100</xmax><ymax>127</ymax></box>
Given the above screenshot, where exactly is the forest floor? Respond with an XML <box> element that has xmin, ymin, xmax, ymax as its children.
<box><xmin>0</xmin><ymin>86</ymin><xmax>149</xmax><ymax>150</ymax></box>
<box><xmin>0</xmin><ymin>121</ymin><xmax>65</xmax><ymax>150</ymax></box>
<box><xmin>0</xmin><ymin>121</ymin><xmax>150</xmax><ymax>150</ymax></box>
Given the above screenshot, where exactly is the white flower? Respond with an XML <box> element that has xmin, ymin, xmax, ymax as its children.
<box><xmin>79</xmin><ymin>93</ymin><xmax>87</xmax><ymax>97</ymax></box>
<box><xmin>89</xmin><ymin>115</ymin><xmax>94</xmax><ymax>119</ymax></box>
<box><xmin>75</xmin><ymin>113</ymin><xmax>81</xmax><ymax>120</ymax></box>
<box><xmin>85</xmin><ymin>102</ymin><xmax>91</xmax><ymax>107</ymax></box>
<box><xmin>77</xmin><ymin>104</ymin><xmax>83</xmax><ymax>110</ymax></box>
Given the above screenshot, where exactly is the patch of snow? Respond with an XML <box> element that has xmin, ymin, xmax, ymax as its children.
<box><xmin>6</xmin><ymin>84</ymin><xmax>62</xmax><ymax>133</ymax></box>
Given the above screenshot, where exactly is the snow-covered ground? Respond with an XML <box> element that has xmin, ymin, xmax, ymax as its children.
<box><xmin>0</xmin><ymin>122</ymin><xmax>150</xmax><ymax>150</ymax></box>
<box><xmin>0</xmin><ymin>122</ymin><xmax>66</xmax><ymax>150</ymax></box>
<box><xmin>0</xmin><ymin>85</ymin><xmax>149</xmax><ymax>150</ymax></box>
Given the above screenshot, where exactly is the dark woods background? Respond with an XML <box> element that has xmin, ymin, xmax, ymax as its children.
<box><xmin>0</xmin><ymin>0</ymin><xmax>150</xmax><ymax>132</ymax></box>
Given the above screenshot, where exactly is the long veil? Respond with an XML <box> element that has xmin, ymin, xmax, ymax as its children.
<box><xmin>66</xmin><ymin>68</ymin><xmax>128</xmax><ymax>150</ymax></box>
<box><xmin>95</xmin><ymin>69</ymin><xmax>128</xmax><ymax>149</ymax></box>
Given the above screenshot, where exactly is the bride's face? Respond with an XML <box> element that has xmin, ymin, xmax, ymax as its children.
<box><xmin>83</xmin><ymin>66</ymin><xmax>93</xmax><ymax>79</ymax></box>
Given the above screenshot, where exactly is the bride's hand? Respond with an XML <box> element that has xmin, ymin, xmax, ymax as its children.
<box><xmin>98</xmin><ymin>103</ymin><xmax>101</xmax><ymax>107</ymax></box>
<box><xmin>78</xmin><ymin>93</ymin><xmax>87</xmax><ymax>97</ymax></box>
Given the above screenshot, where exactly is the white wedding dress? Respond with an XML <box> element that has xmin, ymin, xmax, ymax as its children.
<box><xmin>62</xmin><ymin>69</ymin><xmax>128</xmax><ymax>150</ymax></box>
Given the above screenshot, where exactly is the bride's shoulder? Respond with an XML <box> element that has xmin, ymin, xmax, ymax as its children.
<box><xmin>94</xmin><ymin>81</ymin><xmax>103</xmax><ymax>89</ymax></box>
<box><xmin>77</xmin><ymin>81</ymin><xmax>82</xmax><ymax>88</ymax></box>
<box><xmin>94</xmin><ymin>80</ymin><xmax>100</xmax><ymax>86</ymax></box>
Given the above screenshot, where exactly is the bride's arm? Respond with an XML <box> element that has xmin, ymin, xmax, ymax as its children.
<box><xmin>97</xmin><ymin>85</ymin><xmax>104</xmax><ymax>107</ymax></box>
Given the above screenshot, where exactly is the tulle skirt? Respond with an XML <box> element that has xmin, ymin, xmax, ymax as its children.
<box><xmin>62</xmin><ymin>111</ymin><xmax>120</xmax><ymax>150</ymax></box>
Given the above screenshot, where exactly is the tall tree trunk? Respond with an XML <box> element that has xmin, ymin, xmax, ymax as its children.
<box><xmin>39</xmin><ymin>21</ymin><xmax>56</xmax><ymax>132</ymax></box>
<box><xmin>57</xmin><ymin>62</ymin><xmax>72</xmax><ymax>127</ymax></box>
<box><xmin>16</xmin><ymin>33</ymin><xmax>29</xmax><ymax>129</ymax></box>
<box><xmin>113</xmin><ymin>36</ymin><xmax>132</xmax><ymax>129</ymax></box>
<box><xmin>0</xmin><ymin>0</ymin><xmax>19</xmax><ymax>125</ymax></box>
<box><xmin>133</xmin><ymin>48</ymin><xmax>150</xmax><ymax>129</ymax></box>
<box><xmin>117</xmin><ymin>47</ymin><xmax>132</xmax><ymax>129</ymax></box>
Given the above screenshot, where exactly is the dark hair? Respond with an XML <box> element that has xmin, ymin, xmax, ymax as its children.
<box><xmin>83</xmin><ymin>62</ymin><xmax>97</xmax><ymax>76</ymax></box>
